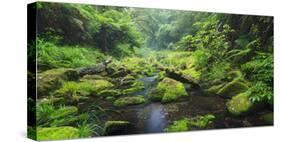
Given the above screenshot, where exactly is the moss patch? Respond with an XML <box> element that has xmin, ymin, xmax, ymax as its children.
<box><xmin>165</xmin><ymin>114</ymin><xmax>215</xmax><ymax>132</ymax></box>
<box><xmin>104</xmin><ymin>121</ymin><xmax>130</xmax><ymax>135</ymax></box>
<box><xmin>122</xmin><ymin>80</ymin><xmax>145</xmax><ymax>95</ymax></box>
<box><xmin>150</xmin><ymin>77</ymin><xmax>188</xmax><ymax>103</ymax></box>
<box><xmin>226</xmin><ymin>92</ymin><xmax>253</xmax><ymax>116</ymax></box>
<box><xmin>164</xmin><ymin>118</ymin><xmax>189</xmax><ymax>132</ymax></box>
<box><xmin>37</xmin><ymin>68</ymin><xmax>79</xmax><ymax>98</ymax></box>
<box><xmin>114</xmin><ymin>96</ymin><xmax>145</xmax><ymax>107</ymax></box>
<box><xmin>217</xmin><ymin>78</ymin><xmax>249</xmax><ymax>98</ymax></box>
<box><xmin>37</xmin><ymin>127</ymin><xmax>79</xmax><ymax>141</ymax></box>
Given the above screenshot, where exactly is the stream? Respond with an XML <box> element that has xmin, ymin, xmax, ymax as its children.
<box><xmin>117</xmin><ymin>74</ymin><xmax>271</xmax><ymax>134</ymax></box>
<box><xmin>80</xmin><ymin>74</ymin><xmax>272</xmax><ymax>135</ymax></box>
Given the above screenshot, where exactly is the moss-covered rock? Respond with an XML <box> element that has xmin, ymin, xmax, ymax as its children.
<box><xmin>226</xmin><ymin>92</ymin><xmax>253</xmax><ymax>116</ymax></box>
<box><xmin>97</xmin><ymin>89</ymin><xmax>121</xmax><ymax>97</ymax></box>
<box><xmin>37</xmin><ymin>68</ymin><xmax>79</xmax><ymax>98</ymax></box>
<box><xmin>104</xmin><ymin>121</ymin><xmax>130</xmax><ymax>135</ymax></box>
<box><xmin>84</xmin><ymin>79</ymin><xmax>114</xmax><ymax>92</ymax></box>
<box><xmin>217</xmin><ymin>79</ymin><xmax>249</xmax><ymax>98</ymax></box>
<box><xmin>149</xmin><ymin>77</ymin><xmax>188</xmax><ymax>103</ymax></box>
<box><xmin>164</xmin><ymin>114</ymin><xmax>215</xmax><ymax>132</ymax></box>
<box><xmin>164</xmin><ymin>118</ymin><xmax>190</xmax><ymax>132</ymax></box>
<box><xmin>181</xmin><ymin>68</ymin><xmax>201</xmax><ymax>83</ymax></box>
<box><xmin>205</xmin><ymin>84</ymin><xmax>225</xmax><ymax>95</ymax></box>
<box><xmin>114</xmin><ymin>96</ymin><xmax>146</xmax><ymax>107</ymax></box>
<box><xmin>37</xmin><ymin>127</ymin><xmax>79</xmax><ymax>141</ymax></box>
<box><xmin>122</xmin><ymin>80</ymin><xmax>144</xmax><ymax>95</ymax></box>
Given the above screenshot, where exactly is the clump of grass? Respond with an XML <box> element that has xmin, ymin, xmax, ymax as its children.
<box><xmin>37</xmin><ymin>39</ymin><xmax>105</xmax><ymax>70</ymax></box>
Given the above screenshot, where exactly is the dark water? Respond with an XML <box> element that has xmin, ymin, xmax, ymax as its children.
<box><xmin>80</xmin><ymin>74</ymin><xmax>272</xmax><ymax>135</ymax></box>
<box><xmin>118</xmin><ymin>75</ymin><xmax>272</xmax><ymax>134</ymax></box>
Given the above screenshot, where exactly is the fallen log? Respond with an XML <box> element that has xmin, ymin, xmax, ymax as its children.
<box><xmin>78</xmin><ymin>57</ymin><xmax>112</xmax><ymax>76</ymax></box>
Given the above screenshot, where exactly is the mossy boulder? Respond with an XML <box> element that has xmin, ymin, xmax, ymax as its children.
<box><xmin>120</xmin><ymin>74</ymin><xmax>136</xmax><ymax>86</ymax></box>
<box><xmin>181</xmin><ymin>68</ymin><xmax>201</xmax><ymax>84</ymax></box>
<box><xmin>84</xmin><ymin>79</ymin><xmax>114</xmax><ymax>92</ymax></box>
<box><xmin>114</xmin><ymin>96</ymin><xmax>146</xmax><ymax>107</ymax></box>
<box><xmin>104</xmin><ymin>121</ymin><xmax>130</xmax><ymax>135</ymax></box>
<box><xmin>217</xmin><ymin>79</ymin><xmax>249</xmax><ymax>98</ymax></box>
<box><xmin>149</xmin><ymin>77</ymin><xmax>188</xmax><ymax>103</ymax></box>
<box><xmin>122</xmin><ymin>80</ymin><xmax>145</xmax><ymax>95</ymax></box>
<box><xmin>226</xmin><ymin>93</ymin><xmax>254</xmax><ymax>116</ymax></box>
<box><xmin>164</xmin><ymin>114</ymin><xmax>215</xmax><ymax>132</ymax></box>
<box><xmin>37</xmin><ymin>127</ymin><xmax>79</xmax><ymax>141</ymax></box>
<box><xmin>37</xmin><ymin>68</ymin><xmax>79</xmax><ymax>98</ymax></box>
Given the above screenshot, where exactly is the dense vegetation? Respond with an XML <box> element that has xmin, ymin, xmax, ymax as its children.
<box><xmin>28</xmin><ymin>2</ymin><xmax>273</xmax><ymax>141</ymax></box>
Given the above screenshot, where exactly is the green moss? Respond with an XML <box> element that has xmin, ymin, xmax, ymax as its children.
<box><xmin>217</xmin><ymin>78</ymin><xmax>249</xmax><ymax>98</ymax></box>
<box><xmin>97</xmin><ymin>89</ymin><xmax>121</xmax><ymax>97</ymax></box>
<box><xmin>81</xmin><ymin>74</ymin><xmax>108</xmax><ymax>80</ymax></box>
<box><xmin>150</xmin><ymin>77</ymin><xmax>188</xmax><ymax>103</ymax></box>
<box><xmin>37</xmin><ymin>68</ymin><xmax>79</xmax><ymax>98</ymax></box>
<box><xmin>181</xmin><ymin>68</ymin><xmax>201</xmax><ymax>83</ymax></box>
<box><xmin>122</xmin><ymin>80</ymin><xmax>145</xmax><ymax>95</ymax></box>
<box><xmin>37</xmin><ymin>127</ymin><xmax>79</xmax><ymax>141</ymax></box>
<box><xmin>114</xmin><ymin>96</ymin><xmax>146</xmax><ymax>107</ymax></box>
<box><xmin>165</xmin><ymin>114</ymin><xmax>215</xmax><ymax>132</ymax></box>
<box><xmin>226</xmin><ymin>92</ymin><xmax>253</xmax><ymax>116</ymax></box>
<box><xmin>192</xmin><ymin>114</ymin><xmax>216</xmax><ymax>128</ymax></box>
<box><xmin>55</xmin><ymin>81</ymin><xmax>93</xmax><ymax>103</ymax></box>
<box><xmin>104</xmin><ymin>121</ymin><xmax>130</xmax><ymax>135</ymax></box>
<box><xmin>105</xmin><ymin>96</ymin><xmax>116</xmax><ymax>101</ymax></box>
<box><xmin>205</xmin><ymin>84</ymin><xmax>224</xmax><ymax>95</ymax></box>
<box><xmin>164</xmin><ymin>118</ymin><xmax>189</xmax><ymax>132</ymax></box>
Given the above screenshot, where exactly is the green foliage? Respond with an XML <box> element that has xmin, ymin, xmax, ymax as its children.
<box><xmin>165</xmin><ymin>114</ymin><xmax>215</xmax><ymax>132</ymax></box>
<box><xmin>241</xmin><ymin>53</ymin><xmax>273</xmax><ymax>104</ymax></box>
<box><xmin>36</xmin><ymin>103</ymin><xmax>55</xmax><ymax>125</ymax></box>
<box><xmin>37</xmin><ymin>39</ymin><xmax>105</xmax><ymax>70</ymax></box>
<box><xmin>247</xmin><ymin>82</ymin><xmax>273</xmax><ymax>104</ymax></box>
<box><xmin>122</xmin><ymin>80</ymin><xmax>145</xmax><ymax>95</ymax></box>
<box><xmin>114</xmin><ymin>96</ymin><xmax>146</xmax><ymax>107</ymax></box>
<box><xmin>77</xmin><ymin>121</ymin><xmax>93</xmax><ymax>138</ymax></box>
<box><xmin>164</xmin><ymin>118</ymin><xmax>189</xmax><ymax>132</ymax></box>
<box><xmin>56</xmin><ymin>81</ymin><xmax>94</xmax><ymax>101</ymax></box>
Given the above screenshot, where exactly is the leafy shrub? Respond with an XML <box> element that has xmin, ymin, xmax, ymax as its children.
<box><xmin>241</xmin><ymin>53</ymin><xmax>273</xmax><ymax>104</ymax></box>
